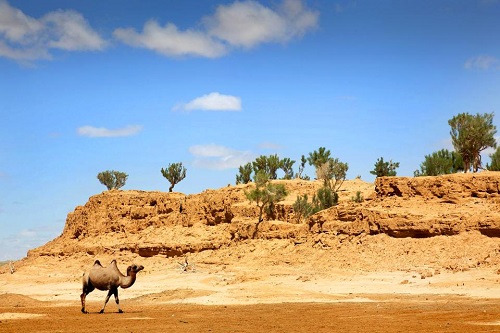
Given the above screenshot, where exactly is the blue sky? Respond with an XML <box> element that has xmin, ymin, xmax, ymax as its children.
<box><xmin>1</xmin><ymin>0</ymin><xmax>499</xmax><ymax>260</ymax></box>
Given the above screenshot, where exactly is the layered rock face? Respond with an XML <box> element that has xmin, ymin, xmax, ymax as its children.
<box><xmin>30</xmin><ymin>172</ymin><xmax>500</xmax><ymax>258</ymax></box>
<box><xmin>313</xmin><ymin>172</ymin><xmax>500</xmax><ymax>238</ymax></box>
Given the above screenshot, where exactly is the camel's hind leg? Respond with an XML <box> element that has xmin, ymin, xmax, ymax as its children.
<box><xmin>113</xmin><ymin>289</ymin><xmax>123</xmax><ymax>313</ymax></box>
<box><xmin>80</xmin><ymin>292</ymin><xmax>89</xmax><ymax>314</ymax></box>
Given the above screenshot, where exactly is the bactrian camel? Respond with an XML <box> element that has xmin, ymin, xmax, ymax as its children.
<box><xmin>80</xmin><ymin>259</ymin><xmax>144</xmax><ymax>314</ymax></box>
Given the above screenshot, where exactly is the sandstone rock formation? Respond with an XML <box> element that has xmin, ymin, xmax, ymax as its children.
<box><xmin>29</xmin><ymin>172</ymin><xmax>500</xmax><ymax>259</ymax></box>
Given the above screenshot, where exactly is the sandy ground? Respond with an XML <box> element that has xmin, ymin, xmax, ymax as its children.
<box><xmin>1</xmin><ymin>247</ymin><xmax>500</xmax><ymax>332</ymax></box>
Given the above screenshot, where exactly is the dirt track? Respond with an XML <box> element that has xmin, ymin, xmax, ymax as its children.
<box><xmin>1</xmin><ymin>296</ymin><xmax>500</xmax><ymax>333</ymax></box>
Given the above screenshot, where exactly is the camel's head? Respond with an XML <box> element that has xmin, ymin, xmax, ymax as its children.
<box><xmin>127</xmin><ymin>264</ymin><xmax>144</xmax><ymax>275</ymax></box>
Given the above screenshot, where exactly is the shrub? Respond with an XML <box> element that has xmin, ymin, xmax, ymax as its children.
<box><xmin>312</xmin><ymin>186</ymin><xmax>338</xmax><ymax>211</ymax></box>
<box><xmin>97</xmin><ymin>170</ymin><xmax>128</xmax><ymax>190</ymax></box>
<box><xmin>293</xmin><ymin>194</ymin><xmax>315</xmax><ymax>223</ymax></box>
<box><xmin>351</xmin><ymin>191</ymin><xmax>363</xmax><ymax>203</ymax></box>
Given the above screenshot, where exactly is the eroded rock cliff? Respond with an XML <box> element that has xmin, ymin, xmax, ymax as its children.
<box><xmin>29</xmin><ymin>172</ymin><xmax>500</xmax><ymax>258</ymax></box>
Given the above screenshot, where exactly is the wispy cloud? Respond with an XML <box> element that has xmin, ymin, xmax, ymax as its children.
<box><xmin>173</xmin><ymin>92</ymin><xmax>242</xmax><ymax>112</ymax></box>
<box><xmin>113</xmin><ymin>21</ymin><xmax>226</xmax><ymax>58</ymax></box>
<box><xmin>464</xmin><ymin>55</ymin><xmax>500</xmax><ymax>70</ymax></box>
<box><xmin>77</xmin><ymin>125</ymin><xmax>143</xmax><ymax>138</ymax></box>
<box><xmin>189</xmin><ymin>144</ymin><xmax>255</xmax><ymax>169</ymax></box>
<box><xmin>205</xmin><ymin>0</ymin><xmax>319</xmax><ymax>48</ymax></box>
<box><xmin>0</xmin><ymin>0</ymin><xmax>106</xmax><ymax>62</ymax></box>
<box><xmin>114</xmin><ymin>0</ymin><xmax>318</xmax><ymax>58</ymax></box>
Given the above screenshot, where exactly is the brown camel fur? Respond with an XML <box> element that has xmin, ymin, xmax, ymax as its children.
<box><xmin>80</xmin><ymin>259</ymin><xmax>144</xmax><ymax>314</ymax></box>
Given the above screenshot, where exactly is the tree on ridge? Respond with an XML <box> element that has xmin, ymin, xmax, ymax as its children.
<box><xmin>97</xmin><ymin>170</ymin><xmax>128</xmax><ymax>190</ymax></box>
<box><xmin>161</xmin><ymin>162</ymin><xmax>187</xmax><ymax>192</ymax></box>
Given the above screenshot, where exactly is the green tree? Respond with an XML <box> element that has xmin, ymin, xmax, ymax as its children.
<box><xmin>280</xmin><ymin>157</ymin><xmax>295</xmax><ymax>180</ymax></box>
<box><xmin>245</xmin><ymin>171</ymin><xmax>287</xmax><ymax>222</ymax></box>
<box><xmin>252</xmin><ymin>154</ymin><xmax>281</xmax><ymax>179</ymax></box>
<box><xmin>449</xmin><ymin>112</ymin><xmax>497</xmax><ymax>172</ymax></box>
<box><xmin>161</xmin><ymin>162</ymin><xmax>187</xmax><ymax>192</ymax></box>
<box><xmin>414</xmin><ymin>149</ymin><xmax>463</xmax><ymax>176</ymax></box>
<box><xmin>236</xmin><ymin>162</ymin><xmax>253</xmax><ymax>184</ymax></box>
<box><xmin>307</xmin><ymin>147</ymin><xmax>331</xmax><ymax>171</ymax></box>
<box><xmin>370</xmin><ymin>157</ymin><xmax>400</xmax><ymax>177</ymax></box>
<box><xmin>266</xmin><ymin>154</ymin><xmax>281</xmax><ymax>179</ymax></box>
<box><xmin>487</xmin><ymin>147</ymin><xmax>500</xmax><ymax>171</ymax></box>
<box><xmin>97</xmin><ymin>170</ymin><xmax>128</xmax><ymax>190</ymax></box>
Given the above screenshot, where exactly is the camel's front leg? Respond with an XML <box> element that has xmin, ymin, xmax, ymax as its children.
<box><xmin>99</xmin><ymin>289</ymin><xmax>114</xmax><ymax>314</ymax></box>
<box><xmin>113</xmin><ymin>289</ymin><xmax>123</xmax><ymax>313</ymax></box>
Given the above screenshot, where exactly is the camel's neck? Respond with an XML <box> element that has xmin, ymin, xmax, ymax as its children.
<box><xmin>120</xmin><ymin>272</ymin><xmax>137</xmax><ymax>289</ymax></box>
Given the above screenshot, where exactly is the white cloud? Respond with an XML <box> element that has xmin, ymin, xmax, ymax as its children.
<box><xmin>0</xmin><ymin>0</ymin><xmax>106</xmax><ymax>61</ymax></box>
<box><xmin>113</xmin><ymin>21</ymin><xmax>226</xmax><ymax>58</ymax></box>
<box><xmin>174</xmin><ymin>92</ymin><xmax>242</xmax><ymax>112</ymax></box>
<box><xmin>464</xmin><ymin>55</ymin><xmax>500</xmax><ymax>70</ymax></box>
<box><xmin>189</xmin><ymin>144</ymin><xmax>255</xmax><ymax>169</ymax></box>
<box><xmin>43</xmin><ymin>10</ymin><xmax>106</xmax><ymax>51</ymax></box>
<box><xmin>77</xmin><ymin>125</ymin><xmax>143</xmax><ymax>138</ymax></box>
<box><xmin>114</xmin><ymin>0</ymin><xmax>318</xmax><ymax>58</ymax></box>
<box><xmin>205</xmin><ymin>0</ymin><xmax>319</xmax><ymax>48</ymax></box>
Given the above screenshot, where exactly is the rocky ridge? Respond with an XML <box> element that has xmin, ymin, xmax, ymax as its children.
<box><xmin>29</xmin><ymin>172</ymin><xmax>500</xmax><ymax>263</ymax></box>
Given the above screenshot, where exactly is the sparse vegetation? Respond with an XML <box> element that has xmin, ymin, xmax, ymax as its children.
<box><xmin>161</xmin><ymin>162</ymin><xmax>187</xmax><ymax>192</ymax></box>
<box><xmin>245</xmin><ymin>171</ymin><xmax>287</xmax><ymax>222</ymax></box>
<box><xmin>97</xmin><ymin>170</ymin><xmax>128</xmax><ymax>190</ymax></box>
<box><xmin>299</xmin><ymin>147</ymin><xmax>348</xmax><ymax>214</ymax></box>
